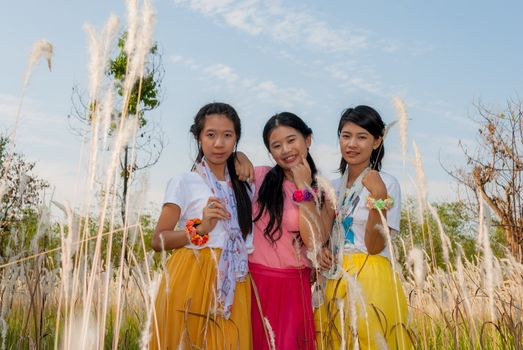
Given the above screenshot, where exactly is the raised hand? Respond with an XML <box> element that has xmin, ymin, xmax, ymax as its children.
<box><xmin>361</xmin><ymin>170</ymin><xmax>387</xmax><ymax>199</ymax></box>
<box><xmin>291</xmin><ymin>155</ymin><xmax>312</xmax><ymax>189</ymax></box>
<box><xmin>197</xmin><ymin>197</ymin><xmax>231</xmax><ymax>235</ymax></box>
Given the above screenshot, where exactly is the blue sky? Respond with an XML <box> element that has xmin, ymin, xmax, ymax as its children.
<box><xmin>0</xmin><ymin>1</ymin><xmax>522</xmax><ymax>210</ymax></box>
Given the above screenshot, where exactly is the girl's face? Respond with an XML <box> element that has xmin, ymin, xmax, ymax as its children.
<box><xmin>268</xmin><ymin>125</ymin><xmax>311</xmax><ymax>172</ymax></box>
<box><xmin>339</xmin><ymin>121</ymin><xmax>381</xmax><ymax>168</ymax></box>
<box><xmin>199</xmin><ymin>114</ymin><xmax>237</xmax><ymax>167</ymax></box>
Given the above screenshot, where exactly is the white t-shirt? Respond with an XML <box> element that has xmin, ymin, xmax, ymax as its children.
<box><xmin>163</xmin><ymin>172</ymin><xmax>254</xmax><ymax>251</ymax></box>
<box><xmin>331</xmin><ymin>171</ymin><xmax>401</xmax><ymax>260</ymax></box>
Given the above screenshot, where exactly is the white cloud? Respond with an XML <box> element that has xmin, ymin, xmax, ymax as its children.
<box><xmin>403</xmin><ymin>97</ymin><xmax>477</xmax><ymax>129</ymax></box>
<box><xmin>324</xmin><ymin>63</ymin><xmax>385</xmax><ymax>97</ymax></box>
<box><xmin>251</xmin><ymin>80</ymin><xmax>313</xmax><ymax>109</ymax></box>
<box><xmin>173</xmin><ymin>0</ymin><xmax>368</xmax><ymax>53</ymax></box>
<box><xmin>169</xmin><ymin>54</ymin><xmax>183</xmax><ymax>64</ymax></box>
<box><xmin>169</xmin><ymin>55</ymin><xmax>201</xmax><ymax>70</ymax></box>
<box><xmin>174</xmin><ymin>0</ymin><xmax>434</xmax><ymax>57</ymax></box>
<box><xmin>203</xmin><ymin>63</ymin><xmax>239</xmax><ymax>84</ymax></box>
<box><xmin>170</xmin><ymin>55</ymin><xmax>314</xmax><ymax>110</ymax></box>
<box><xmin>0</xmin><ymin>93</ymin><xmax>63</xmax><ymax>127</ymax></box>
<box><xmin>174</xmin><ymin>0</ymin><xmax>236</xmax><ymax>16</ymax></box>
<box><xmin>223</xmin><ymin>3</ymin><xmax>265</xmax><ymax>36</ymax></box>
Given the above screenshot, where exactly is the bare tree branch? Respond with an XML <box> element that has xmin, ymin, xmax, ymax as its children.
<box><xmin>446</xmin><ymin>100</ymin><xmax>522</xmax><ymax>261</ymax></box>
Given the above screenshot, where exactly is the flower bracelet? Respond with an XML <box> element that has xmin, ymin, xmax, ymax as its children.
<box><xmin>366</xmin><ymin>195</ymin><xmax>394</xmax><ymax>211</ymax></box>
<box><xmin>292</xmin><ymin>188</ymin><xmax>315</xmax><ymax>202</ymax></box>
<box><xmin>185</xmin><ymin>218</ymin><xmax>209</xmax><ymax>246</ymax></box>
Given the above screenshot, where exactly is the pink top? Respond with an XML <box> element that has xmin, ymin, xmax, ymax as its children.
<box><xmin>248</xmin><ymin>166</ymin><xmax>311</xmax><ymax>269</ymax></box>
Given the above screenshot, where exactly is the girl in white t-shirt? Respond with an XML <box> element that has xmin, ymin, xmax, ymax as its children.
<box><xmin>315</xmin><ymin>105</ymin><xmax>412</xmax><ymax>349</ymax></box>
<box><xmin>150</xmin><ymin>103</ymin><xmax>254</xmax><ymax>349</ymax></box>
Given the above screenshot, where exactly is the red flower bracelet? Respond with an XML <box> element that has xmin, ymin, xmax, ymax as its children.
<box><xmin>185</xmin><ymin>218</ymin><xmax>209</xmax><ymax>246</ymax></box>
<box><xmin>292</xmin><ymin>188</ymin><xmax>315</xmax><ymax>202</ymax></box>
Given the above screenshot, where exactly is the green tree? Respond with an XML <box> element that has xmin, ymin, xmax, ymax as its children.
<box><xmin>70</xmin><ymin>32</ymin><xmax>164</xmax><ymax>225</ymax></box>
<box><xmin>109</xmin><ymin>33</ymin><xmax>164</xmax><ymax>225</ymax></box>
<box><xmin>395</xmin><ymin>199</ymin><xmax>505</xmax><ymax>269</ymax></box>
<box><xmin>0</xmin><ymin>137</ymin><xmax>59</xmax><ymax>350</ymax></box>
<box><xmin>0</xmin><ymin>136</ymin><xmax>50</xmax><ymax>258</ymax></box>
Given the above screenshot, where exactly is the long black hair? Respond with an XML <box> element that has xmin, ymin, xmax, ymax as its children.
<box><xmin>254</xmin><ymin>112</ymin><xmax>318</xmax><ymax>244</ymax></box>
<box><xmin>337</xmin><ymin>105</ymin><xmax>386</xmax><ymax>173</ymax></box>
<box><xmin>190</xmin><ymin>102</ymin><xmax>252</xmax><ymax>238</ymax></box>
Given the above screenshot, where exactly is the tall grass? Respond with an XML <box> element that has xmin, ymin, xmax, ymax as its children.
<box><xmin>0</xmin><ymin>4</ymin><xmax>521</xmax><ymax>350</ymax></box>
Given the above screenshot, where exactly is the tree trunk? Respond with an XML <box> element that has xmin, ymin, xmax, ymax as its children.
<box><xmin>121</xmin><ymin>145</ymin><xmax>128</xmax><ymax>225</ymax></box>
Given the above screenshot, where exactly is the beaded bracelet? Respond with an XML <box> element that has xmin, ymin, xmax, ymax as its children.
<box><xmin>292</xmin><ymin>188</ymin><xmax>315</xmax><ymax>202</ymax></box>
<box><xmin>185</xmin><ymin>218</ymin><xmax>209</xmax><ymax>246</ymax></box>
<box><xmin>366</xmin><ymin>195</ymin><xmax>394</xmax><ymax>211</ymax></box>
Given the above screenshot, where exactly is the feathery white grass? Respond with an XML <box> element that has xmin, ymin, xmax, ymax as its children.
<box><xmin>125</xmin><ymin>0</ymin><xmax>139</xmax><ymax>57</ymax></box>
<box><xmin>3</xmin><ymin>1</ymin><xmax>522</xmax><ymax>349</ymax></box>
<box><xmin>263</xmin><ymin>317</ymin><xmax>277</xmax><ymax>350</ymax></box>
<box><xmin>427</xmin><ymin>203</ymin><xmax>452</xmax><ymax>268</ymax></box>
<box><xmin>23</xmin><ymin>39</ymin><xmax>53</xmax><ymax>87</ymax></box>
<box><xmin>477</xmin><ymin>193</ymin><xmax>496</xmax><ymax>321</ymax></box>
<box><xmin>337</xmin><ymin>298</ymin><xmax>347</xmax><ymax>349</ymax></box>
<box><xmin>84</xmin><ymin>16</ymin><xmax>119</xmax><ymax>102</ymax></box>
<box><xmin>393</xmin><ymin>96</ymin><xmax>409</xmax><ymax>160</ymax></box>
<box><xmin>412</xmin><ymin>141</ymin><xmax>427</xmax><ymax>209</ymax></box>
<box><xmin>140</xmin><ymin>271</ymin><xmax>161</xmax><ymax>349</ymax></box>
<box><xmin>0</xmin><ymin>40</ymin><xmax>53</xmax><ymax>205</ymax></box>
<box><xmin>407</xmin><ymin>247</ymin><xmax>426</xmax><ymax>289</ymax></box>
<box><xmin>375</xmin><ymin>332</ymin><xmax>389</xmax><ymax>350</ymax></box>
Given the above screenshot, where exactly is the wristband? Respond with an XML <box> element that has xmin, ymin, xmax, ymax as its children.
<box><xmin>292</xmin><ymin>188</ymin><xmax>315</xmax><ymax>202</ymax></box>
<box><xmin>366</xmin><ymin>195</ymin><xmax>394</xmax><ymax>211</ymax></box>
<box><xmin>185</xmin><ymin>218</ymin><xmax>209</xmax><ymax>246</ymax></box>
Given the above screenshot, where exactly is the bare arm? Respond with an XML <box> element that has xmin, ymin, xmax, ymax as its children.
<box><xmin>296</xmin><ymin>191</ymin><xmax>337</xmax><ymax>270</ymax></box>
<box><xmin>320</xmin><ymin>196</ymin><xmax>335</xmax><ymax>244</ymax></box>
<box><xmin>298</xmin><ymin>200</ymin><xmax>324</xmax><ymax>249</ymax></box>
<box><xmin>151</xmin><ymin>198</ymin><xmax>230</xmax><ymax>252</ymax></box>
<box><xmin>292</xmin><ymin>156</ymin><xmax>333</xmax><ymax>250</ymax></box>
<box><xmin>362</xmin><ymin>170</ymin><xmax>388</xmax><ymax>255</ymax></box>
<box><xmin>364</xmin><ymin>204</ymin><xmax>387</xmax><ymax>254</ymax></box>
<box><xmin>299</xmin><ymin>195</ymin><xmax>335</xmax><ymax>245</ymax></box>
<box><xmin>151</xmin><ymin>203</ymin><xmax>188</xmax><ymax>251</ymax></box>
<box><xmin>234</xmin><ymin>151</ymin><xmax>255</xmax><ymax>183</ymax></box>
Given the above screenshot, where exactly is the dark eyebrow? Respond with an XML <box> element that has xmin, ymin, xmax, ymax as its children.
<box><xmin>203</xmin><ymin>128</ymin><xmax>234</xmax><ymax>133</ymax></box>
<box><xmin>341</xmin><ymin>130</ymin><xmax>369</xmax><ymax>136</ymax></box>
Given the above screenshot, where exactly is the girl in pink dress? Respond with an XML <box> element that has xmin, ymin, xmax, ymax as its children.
<box><xmin>249</xmin><ymin>112</ymin><xmax>329</xmax><ymax>350</ymax></box>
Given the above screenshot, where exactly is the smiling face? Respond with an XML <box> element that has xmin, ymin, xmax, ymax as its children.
<box><xmin>199</xmin><ymin>114</ymin><xmax>237</xmax><ymax>168</ymax></box>
<box><xmin>339</xmin><ymin>121</ymin><xmax>382</xmax><ymax>169</ymax></box>
<box><xmin>267</xmin><ymin>125</ymin><xmax>311</xmax><ymax>173</ymax></box>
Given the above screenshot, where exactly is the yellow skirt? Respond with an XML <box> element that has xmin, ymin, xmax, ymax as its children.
<box><xmin>150</xmin><ymin>247</ymin><xmax>252</xmax><ymax>350</ymax></box>
<box><xmin>315</xmin><ymin>253</ymin><xmax>412</xmax><ymax>350</ymax></box>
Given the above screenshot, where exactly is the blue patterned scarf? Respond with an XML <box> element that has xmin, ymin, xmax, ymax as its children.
<box><xmin>323</xmin><ymin>166</ymin><xmax>369</xmax><ymax>279</ymax></box>
<box><xmin>193</xmin><ymin>158</ymin><xmax>249</xmax><ymax>319</ymax></box>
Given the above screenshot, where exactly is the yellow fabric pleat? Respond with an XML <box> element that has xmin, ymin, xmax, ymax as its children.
<box><xmin>315</xmin><ymin>253</ymin><xmax>412</xmax><ymax>350</ymax></box>
<box><xmin>150</xmin><ymin>247</ymin><xmax>252</xmax><ymax>350</ymax></box>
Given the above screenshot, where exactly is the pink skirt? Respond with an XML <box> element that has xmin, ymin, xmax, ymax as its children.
<box><xmin>250</xmin><ymin>262</ymin><xmax>316</xmax><ymax>350</ymax></box>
